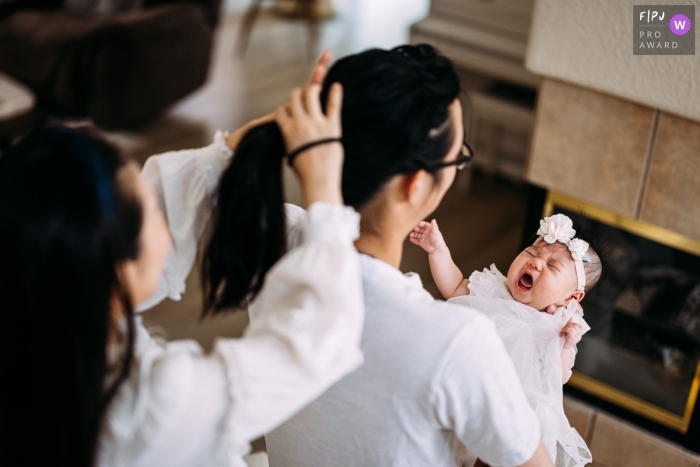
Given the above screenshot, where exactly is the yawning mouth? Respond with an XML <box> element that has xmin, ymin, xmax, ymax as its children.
<box><xmin>517</xmin><ymin>273</ymin><xmax>533</xmax><ymax>292</ymax></box>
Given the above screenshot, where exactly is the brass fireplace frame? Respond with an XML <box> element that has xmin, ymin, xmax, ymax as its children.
<box><xmin>543</xmin><ymin>191</ymin><xmax>700</xmax><ymax>433</ymax></box>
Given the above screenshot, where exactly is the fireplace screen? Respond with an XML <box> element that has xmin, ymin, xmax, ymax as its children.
<box><xmin>543</xmin><ymin>192</ymin><xmax>700</xmax><ymax>434</ymax></box>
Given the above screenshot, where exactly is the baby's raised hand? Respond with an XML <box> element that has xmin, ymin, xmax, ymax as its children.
<box><xmin>561</xmin><ymin>319</ymin><xmax>583</xmax><ymax>350</ymax></box>
<box><xmin>409</xmin><ymin>219</ymin><xmax>447</xmax><ymax>254</ymax></box>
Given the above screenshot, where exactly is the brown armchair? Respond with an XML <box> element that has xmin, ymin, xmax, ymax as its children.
<box><xmin>0</xmin><ymin>0</ymin><xmax>220</xmax><ymax>128</ymax></box>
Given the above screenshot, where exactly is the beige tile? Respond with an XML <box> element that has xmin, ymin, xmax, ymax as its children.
<box><xmin>639</xmin><ymin>113</ymin><xmax>700</xmax><ymax>242</ymax></box>
<box><xmin>563</xmin><ymin>396</ymin><xmax>596</xmax><ymax>443</ymax></box>
<box><xmin>526</xmin><ymin>79</ymin><xmax>655</xmax><ymax>217</ymax></box>
<box><xmin>589</xmin><ymin>413</ymin><xmax>699</xmax><ymax>467</ymax></box>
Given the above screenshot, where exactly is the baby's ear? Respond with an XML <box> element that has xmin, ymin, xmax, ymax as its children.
<box><xmin>570</xmin><ymin>290</ymin><xmax>585</xmax><ymax>303</ymax></box>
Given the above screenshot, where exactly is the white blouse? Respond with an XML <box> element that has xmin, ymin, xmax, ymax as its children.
<box><xmin>98</xmin><ymin>133</ymin><xmax>365</xmax><ymax>467</ymax></box>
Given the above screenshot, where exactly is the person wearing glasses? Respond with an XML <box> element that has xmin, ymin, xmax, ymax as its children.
<box><xmin>203</xmin><ymin>44</ymin><xmax>556</xmax><ymax>467</ymax></box>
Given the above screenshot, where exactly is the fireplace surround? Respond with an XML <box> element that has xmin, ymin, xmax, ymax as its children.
<box><xmin>532</xmin><ymin>191</ymin><xmax>700</xmax><ymax>452</ymax></box>
<box><xmin>410</xmin><ymin>0</ymin><xmax>700</xmax><ymax>455</ymax></box>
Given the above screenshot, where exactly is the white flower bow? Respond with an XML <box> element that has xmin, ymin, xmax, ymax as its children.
<box><xmin>566</xmin><ymin>238</ymin><xmax>590</xmax><ymax>261</ymax></box>
<box><xmin>536</xmin><ymin>214</ymin><xmax>591</xmax><ymax>290</ymax></box>
<box><xmin>537</xmin><ymin>214</ymin><xmax>576</xmax><ymax>244</ymax></box>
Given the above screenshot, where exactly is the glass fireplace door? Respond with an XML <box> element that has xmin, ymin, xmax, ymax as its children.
<box><xmin>544</xmin><ymin>192</ymin><xmax>700</xmax><ymax>434</ymax></box>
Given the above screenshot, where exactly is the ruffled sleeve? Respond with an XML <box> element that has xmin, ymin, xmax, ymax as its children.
<box><xmin>100</xmin><ymin>203</ymin><xmax>365</xmax><ymax>467</ymax></box>
<box><xmin>467</xmin><ymin>264</ymin><xmax>513</xmax><ymax>300</ymax></box>
<box><xmin>283</xmin><ymin>203</ymin><xmax>306</xmax><ymax>250</ymax></box>
<box><xmin>216</xmin><ymin>203</ymin><xmax>364</xmax><ymax>453</ymax></box>
<box><xmin>137</xmin><ymin>131</ymin><xmax>233</xmax><ymax>311</ymax></box>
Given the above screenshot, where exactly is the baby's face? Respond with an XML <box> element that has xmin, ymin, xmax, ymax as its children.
<box><xmin>506</xmin><ymin>238</ymin><xmax>581</xmax><ymax>313</ymax></box>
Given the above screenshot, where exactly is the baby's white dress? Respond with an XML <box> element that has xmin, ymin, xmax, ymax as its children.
<box><xmin>447</xmin><ymin>265</ymin><xmax>593</xmax><ymax>467</ymax></box>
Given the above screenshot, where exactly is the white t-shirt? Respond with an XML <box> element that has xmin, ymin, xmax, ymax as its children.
<box><xmin>266</xmin><ymin>254</ymin><xmax>541</xmax><ymax>467</ymax></box>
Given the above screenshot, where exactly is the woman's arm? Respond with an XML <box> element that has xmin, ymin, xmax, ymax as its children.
<box><xmin>102</xmin><ymin>73</ymin><xmax>366</xmax><ymax>465</ymax></box>
<box><xmin>216</xmin><ymin>73</ymin><xmax>360</xmax><ymax>450</ymax></box>
<box><xmin>138</xmin><ymin>130</ymin><xmax>308</xmax><ymax>311</ymax></box>
<box><xmin>214</xmin><ymin>202</ymin><xmax>363</xmax><ymax>445</ymax></box>
<box><xmin>102</xmin><ymin>207</ymin><xmax>363</xmax><ymax>466</ymax></box>
<box><xmin>137</xmin><ymin>53</ymin><xmax>334</xmax><ymax>312</ymax></box>
<box><xmin>137</xmin><ymin>133</ymin><xmax>234</xmax><ymax>311</ymax></box>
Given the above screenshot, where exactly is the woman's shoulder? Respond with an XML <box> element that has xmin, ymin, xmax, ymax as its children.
<box><xmin>100</xmin><ymin>322</ymin><xmax>231</xmax><ymax>465</ymax></box>
<box><xmin>429</xmin><ymin>302</ymin><xmax>517</xmax><ymax>380</ymax></box>
<box><xmin>104</xmin><ymin>338</ymin><xmax>208</xmax><ymax>432</ymax></box>
<box><xmin>418</xmin><ymin>299</ymin><xmax>503</xmax><ymax>349</ymax></box>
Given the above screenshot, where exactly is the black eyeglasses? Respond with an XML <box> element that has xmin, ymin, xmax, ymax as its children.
<box><xmin>422</xmin><ymin>139</ymin><xmax>474</xmax><ymax>172</ymax></box>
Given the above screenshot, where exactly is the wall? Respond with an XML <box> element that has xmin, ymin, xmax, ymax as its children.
<box><xmin>526</xmin><ymin>0</ymin><xmax>700</xmax><ymax>123</ymax></box>
<box><xmin>564</xmin><ymin>397</ymin><xmax>700</xmax><ymax>467</ymax></box>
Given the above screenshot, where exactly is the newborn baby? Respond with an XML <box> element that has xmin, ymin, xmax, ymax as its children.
<box><xmin>411</xmin><ymin>214</ymin><xmax>606</xmax><ymax>467</ymax></box>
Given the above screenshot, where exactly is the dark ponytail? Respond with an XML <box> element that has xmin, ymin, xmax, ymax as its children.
<box><xmin>203</xmin><ymin>44</ymin><xmax>461</xmax><ymax>313</ymax></box>
<box><xmin>202</xmin><ymin>123</ymin><xmax>288</xmax><ymax>314</ymax></box>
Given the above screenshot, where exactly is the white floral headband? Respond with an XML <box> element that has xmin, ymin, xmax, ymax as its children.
<box><xmin>536</xmin><ymin>214</ymin><xmax>591</xmax><ymax>291</ymax></box>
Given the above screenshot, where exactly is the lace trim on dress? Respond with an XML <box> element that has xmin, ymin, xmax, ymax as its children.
<box><xmin>467</xmin><ymin>264</ymin><xmax>513</xmax><ymax>300</ymax></box>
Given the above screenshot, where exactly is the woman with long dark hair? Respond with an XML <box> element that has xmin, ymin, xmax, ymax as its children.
<box><xmin>0</xmin><ymin>70</ymin><xmax>365</xmax><ymax>467</ymax></box>
<box><xmin>204</xmin><ymin>44</ymin><xmax>556</xmax><ymax>467</ymax></box>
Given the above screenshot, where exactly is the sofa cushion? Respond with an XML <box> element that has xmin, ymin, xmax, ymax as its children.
<box><xmin>0</xmin><ymin>3</ymin><xmax>212</xmax><ymax>127</ymax></box>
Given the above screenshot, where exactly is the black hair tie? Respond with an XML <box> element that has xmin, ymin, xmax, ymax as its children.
<box><xmin>286</xmin><ymin>137</ymin><xmax>343</xmax><ymax>167</ymax></box>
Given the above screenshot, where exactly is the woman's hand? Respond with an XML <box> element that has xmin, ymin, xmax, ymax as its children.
<box><xmin>561</xmin><ymin>319</ymin><xmax>583</xmax><ymax>350</ymax></box>
<box><xmin>410</xmin><ymin>219</ymin><xmax>447</xmax><ymax>254</ymax></box>
<box><xmin>308</xmin><ymin>50</ymin><xmax>332</xmax><ymax>86</ymax></box>
<box><xmin>276</xmin><ymin>82</ymin><xmax>344</xmax><ymax>207</ymax></box>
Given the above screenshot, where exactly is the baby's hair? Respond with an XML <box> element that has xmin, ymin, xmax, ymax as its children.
<box><xmin>571</xmin><ymin>220</ymin><xmax>611</xmax><ymax>292</ymax></box>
